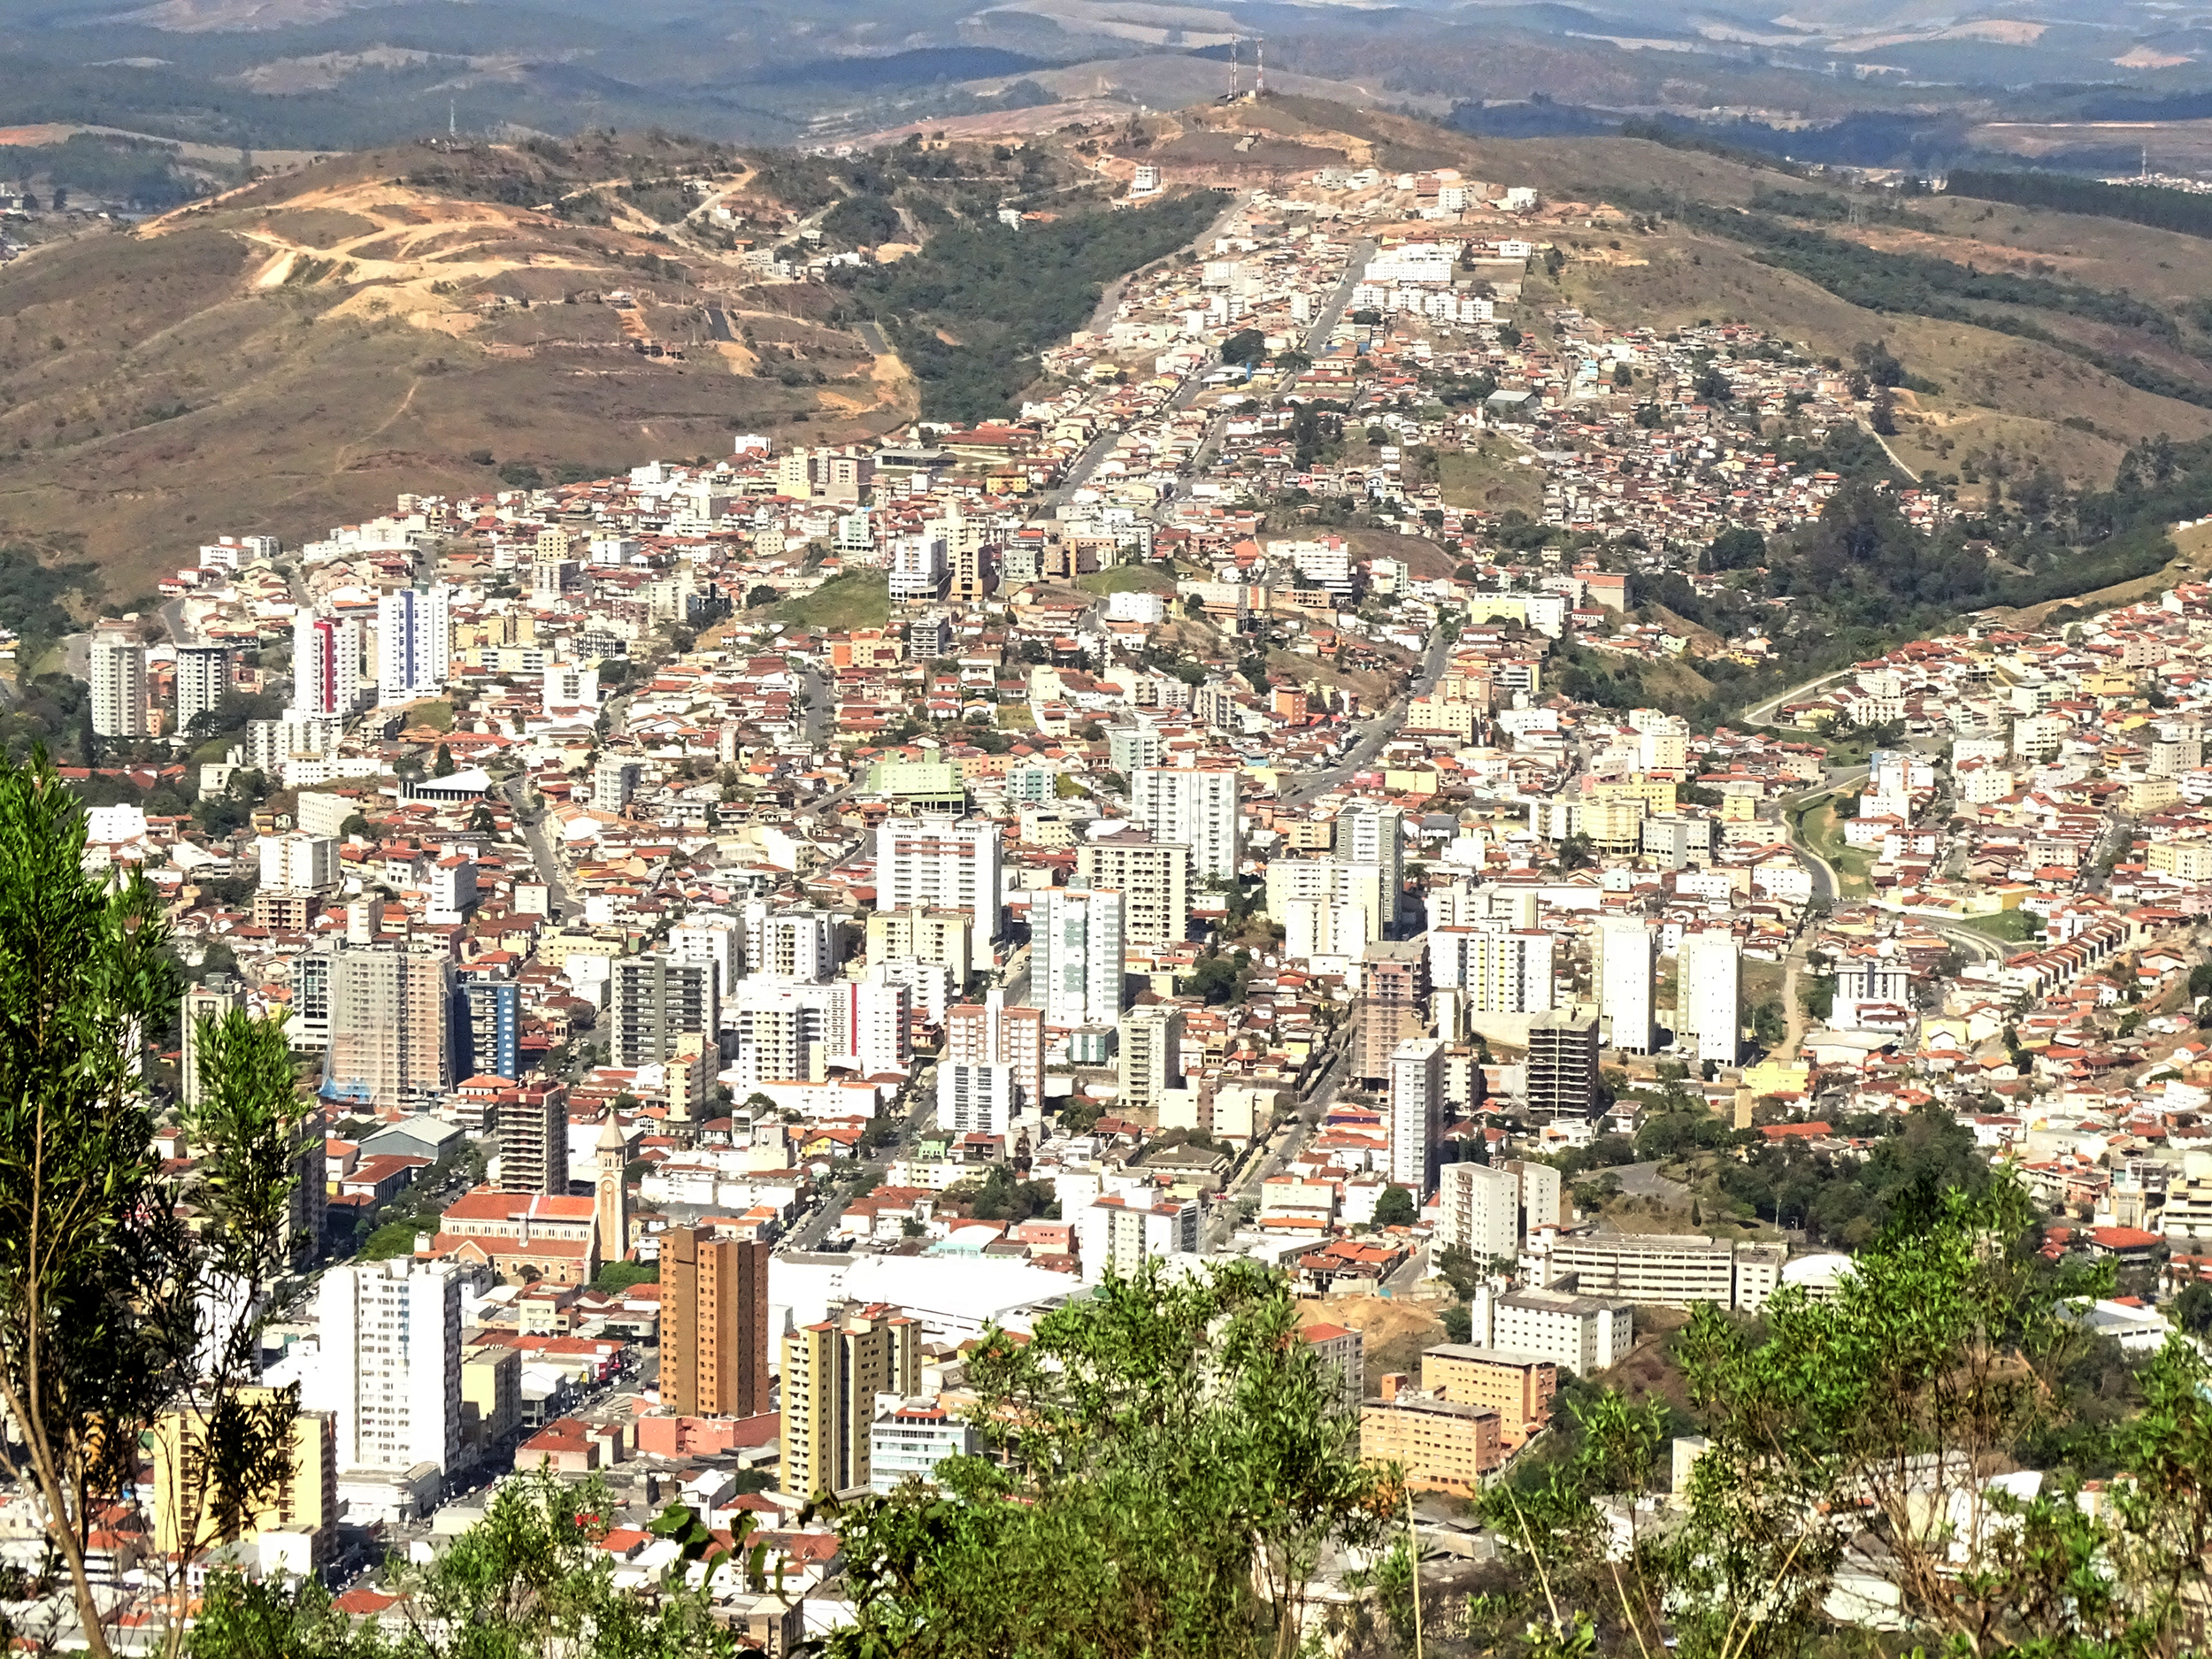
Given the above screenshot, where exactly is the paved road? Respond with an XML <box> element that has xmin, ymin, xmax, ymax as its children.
<box><xmin>1207</xmin><ymin>1033</ymin><xmax>1348</xmax><ymax>1248</ymax></box>
<box><xmin>504</xmin><ymin>775</ymin><xmax>572</xmax><ymax>919</ymax></box>
<box><xmin>1279</xmin><ymin>626</ymin><xmax>1456</xmax><ymax>807</ymax></box>
<box><xmin>1777</xmin><ymin>766</ymin><xmax>1870</xmax><ymax>902</ymax></box>
<box><xmin>1740</xmin><ymin>667</ymin><xmax>1853</xmax><ymax>730</ymax></box>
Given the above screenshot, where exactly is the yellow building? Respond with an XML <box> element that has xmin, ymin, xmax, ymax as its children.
<box><xmin>780</xmin><ymin>1303</ymin><xmax>920</xmax><ymax>1499</ymax></box>
<box><xmin>1417</xmin><ymin>1345</ymin><xmax>1556</xmax><ymax>1449</ymax></box>
<box><xmin>462</xmin><ymin>1348</ymin><xmax>522</xmax><ymax>1460</ymax></box>
<box><xmin>2148</xmin><ymin>840</ymin><xmax>2212</xmax><ymax>883</ymax></box>
<box><xmin>1361</xmin><ymin>1379</ymin><xmax>1502</xmax><ymax>1496</ymax></box>
<box><xmin>150</xmin><ymin>1392</ymin><xmax>337</xmax><ymax>1569</ymax></box>
<box><xmin>864</xmin><ymin>908</ymin><xmax>974</xmax><ymax>983</ymax></box>
<box><xmin>1590</xmin><ymin>774</ymin><xmax>1678</xmax><ymax>814</ymax></box>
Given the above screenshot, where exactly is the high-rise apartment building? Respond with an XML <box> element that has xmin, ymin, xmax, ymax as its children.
<box><xmin>1526</xmin><ymin>1010</ymin><xmax>1601</xmax><ymax>1121</ymax></box>
<box><xmin>741</xmin><ymin>901</ymin><xmax>842</xmax><ymax>982</ymax></box>
<box><xmin>495</xmin><ymin>1089</ymin><xmax>565</xmax><ymax>1196</ymax></box>
<box><xmin>1338</xmin><ymin>804</ymin><xmax>1404</xmax><ymax>933</ymax></box>
<box><xmin>1130</xmin><ymin>768</ymin><xmax>1240</xmax><ymax>880</ymax></box>
<box><xmin>1429</xmin><ymin>924</ymin><xmax>1555</xmax><ymax>1016</ymax></box>
<box><xmin>1437</xmin><ymin>1161</ymin><xmax>1521</xmax><ymax>1264</ymax></box>
<box><xmin>941</xmin><ymin>990</ymin><xmax>1043</xmax><ymax>1129</ymax></box>
<box><xmin>180</xmin><ymin>975</ymin><xmax>248</xmax><ymax>1108</ymax></box>
<box><xmin>1389</xmin><ymin>1036</ymin><xmax>1446</xmax><ymax>1194</ymax></box>
<box><xmin>610</xmin><ymin>956</ymin><xmax>718</xmax><ymax>1071</ymax></box>
<box><xmin>663</xmin><ymin>1226</ymin><xmax>769</xmax><ymax>1419</ymax></box>
<box><xmin>669</xmin><ymin>912</ymin><xmax>743</xmax><ymax>1001</ymax></box>
<box><xmin>1678</xmin><ymin>932</ymin><xmax>1741</xmax><ymax>1067</ymax></box>
<box><xmin>173</xmin><ymin>643</ymin><xmax>232</xmax><ymax>736</ymax></box>
<box><xmin>781</xmin><ymin>1304</ymin><xmax>920</xmax><ymax>1499</ymax></box>
<box><xmin>1037</xmin><ymin>886</ymin><xmax>1125</xmax><ymax>1029</ymax></box>
<box><xmin>458</xmin><ymin>979</ymin><xmax>520</xmax><ymax>1081</ymax></box>
<box><xmin>1356</xmin><ymin>941</ymin><xmax>1430</xmax><ymax>1083</ymax></box>
<box><xmin>88</xmin><ymin>634</ymin><xmax>150</xmax><ymax>739</ymax></box>
<box><xmin>291</xmin><ymin>613</ymin><xmax>361</xmax><ymax>718</ymax></box>
<box><xmin>323</xmin><ymin>947</ymin><xmax>454</xmax><ymax>1110</ymax></box>
<box><xmin>305</xmin><ymin>1258</ymin><xmax>464</xmax><ymax>1473</ymax></box>
<box><xmin>864</xmin><ymin>908</ymin><xmax>973</xmax><ymax>983</ymax></box>
<box><xmin>1594</xmin><ymin>918</ymin><xmax>1657</xmax><ymax>1054</ymax></box>
<box><xmin>1074</xmin><ymin>827</ymin><xmax>1190</xmax><ymax>948</ymax></box>
<box><xmin>1117</xmin><ymin>1003</ymin><xmax>1184</xmax><ymax>1112</ymax></box>
<box><xmin>259</xmin><ymin>831</ymin><xmax>339</xmax><ymax>893</ymax></box>
<box><xmin>150</xmin><ymin>1392</ymin><xmax>337</xmax><ymax>1568</ymax></box>
<box><xmin>727</xmin><ymin>977</ymin><xmax>907</xmax><ymax>1089</ymax></box>
<box><xmin>592</xmin><ymin>755</ymin><xmax>641</xmax><ymax>812</ymax></box>
<box><xmin>876</xmin><ymin>818</ymin><xmax>1002</xmax><ymax>937</ymax></box>
<box><xmin>376</xmin><ymin>584</ymin><xmax>453</xmax><ymax>702</ymax></box>
<box><xmin>1076</xmin><ymin>1193</ymin><xmax>1200</xmax><ymax>1284</ymax></box>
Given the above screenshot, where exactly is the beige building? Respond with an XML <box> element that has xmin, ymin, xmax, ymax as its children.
<box><xmin>1117</xmin><ymin>1003</ymin><xmax>1184</xmax><ymax>1111</ymax></box>
<box><xmin>2147</xmin><ymin>839</ymin><xmax>2212</xmax><ymax>882</ymax></box>
<box><xmin>1361</xmin><ymin>1376</ymin><xmax>1502</xmax><ymax>1496</ymax></box>
<box><xmin>865</xmin><ymin>907</ymin><xmax>975</xmax><ymax>983</ymax></box>
<box><xmin>1418</xmin><ymin>1345</ymin><xmax>1555</xmax><ymax>1448</ymax></box>
<box><xmin>781</xmin><ymin>1302</ymin><xmax>920</xmax><ymax>1499</ymax></box>
<box><xmin>324</xmin><ymin>946</ymin><xmax>455</xmax><ymax>1110</ymax></box>
<box><xmin>461</xmin><ymin>1348</ymin><xmax>521</xmax><ymax>1457</ymax></box>
<box><xmin>1076</xmin><ymin>830</ymin><xmax>1192</xmax><ymax>949</ymax></box>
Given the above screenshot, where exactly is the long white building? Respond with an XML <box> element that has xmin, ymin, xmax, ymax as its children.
<box><xmin>1036</xmin><ymin>886</ymin><xmax>1126</xmax><ymax>1029</ymax></box>
<box><xmin>1678</xmin><ymin>931</ymin><xmax>1741</xmax><ymax>1066</ymax></box>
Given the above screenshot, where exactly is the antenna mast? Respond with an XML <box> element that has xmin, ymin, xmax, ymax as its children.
<box><xmin>1256</xmin><ymin>36</ymin><xmax>1265</xmax><ymax>98</ymax></box>
<box><xmin>1227</xmin><ymin>35</ymin><xmax>1240</xmax><ymax>101</ymax></box>
<box><xmin>449</xmin><ymin>100</ymin><xmax>457</xmax><ymax>139</ymax></box>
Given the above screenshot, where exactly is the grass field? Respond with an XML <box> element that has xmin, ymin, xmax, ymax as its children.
<box><xmin>774</xmin><ymin>571</ymin><xmax>890</xmax><ymax>631</ymax></box>
<box><xmin>1796</xmin><ymin>798</ymin><xmax>1873</xmax><ymax>895</ymax></box>
<box><xmin>1960</xmin><ymin>910</ymin><xmax>2040</xmax><ymax>944</ymax></box>
<box><xmin>1434</xmin><ymin>435</ymin><xmax>1545</xmax><ymax>515</ymax></box>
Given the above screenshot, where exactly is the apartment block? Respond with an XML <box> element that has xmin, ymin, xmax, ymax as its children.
<box><xmin>1361</xmin><ymin>1377</ymin><xmax>1502</xmax><ymax>1496</ymax></box>
<box><xmin>1117</xmin><ymin>1003</ymin><xmax>1184</xmax><ymax>1112</ymax></box>
<box><xmin>781</xmin><ymin>1303</ymin><xmax>921</xmax><ymax>1500</ymax></box>
<box><xmin>611</xmin><ymin>955</ymin><xmax>718</xmax><ymax>1070</ymax></box>
<box><xmin>1418</xmin><ymin>1344</ymin><xmax>1557</xmax><ymax>1448</ymax></box>
<box><xmin>664</xmin><ymin>1226</ymin><xmax>770</xmax><ymax>1419</ymax></box>
<box><xmin>1075</xmin><ymin>828</ymin><xmax>1191</xmax><ymax>949</ymax></box>
<box><xmin>1493</xmin><ymin>1287</ymin><xmax>1634</xmax><ymax>1378</ymax></box>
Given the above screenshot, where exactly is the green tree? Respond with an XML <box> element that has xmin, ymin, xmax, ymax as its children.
<box><xmin>1</xmin><ymin>750</ymin><xmax>310</xmax><ymax>1658</ymax></box>
<box><xmin>830</xmin><ymin>1260</ymin><xmax>1391</xmax><ymax>1659</ymax></box>
<box><xmin>1371</xmin><ymin>1184</ymin><xmax>1417</xmax><ymax>1228</ymax></box>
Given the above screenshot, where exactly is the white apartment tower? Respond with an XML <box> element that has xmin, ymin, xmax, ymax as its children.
<box><xmin>1438</xmin><ymin>1161</ymin><xmax>1521</xmax><ymax>1266</ymax></box>
<box><xmin>1388</xmin><ymin>1035</ymin><xmax>1446</xmax><ymax>1195</ymax></box>
<box><xmin>305</xmin><ymin>1258</ymin><xmax>464</xmax><ymax>1473</ymax></box>
<box><xmin>1430</xmin><ymin>924</ymin><xmax>1555</xmax><ymax>1015</ymax></box>
<box><xmin>1678</xmin><ymin>931</ymin><xmax>1741</xmax><ymax>1067</ymax></box>
<box><xmin>291</xmin><ymin>613</ymin><xmax>362</xmax><ymax>718</ymax></box>
<box><xmin>259</xmin><ymin>832</ymin><xmax>340</xmax><ymax>892</ymax></box>
<box><xmin>375</xmin><ymin>584</ymin><xmax>452</xmax><ymax>703</ymax></box>
<box><xmin>173</xmin><ymin>643</ymin><xmax>232</xmax><ymax>735</ymax></box>
<box><xmin>1038</xmin><ymin>886</ymin><xmax>1126</xmax><ymax>1029</ymax></box>
<box><xmin>88</xmin><ymin>634</ymin><xmax>150</xmax><ymax>739</ymax></box>
<box><xmin>1131</xmin><ymin>768</ymin><xmax>1240</xmax><ymax>881</ymax></box>
<box><xmin>1595</xmin><ymin>917</ymin><xmax>1657</xmax><ymax>1054</ymax></box>
<box><xmin>876</xmin><ymin>818</ymin><xmax>1002</xmax><ymax>938</ymax></box>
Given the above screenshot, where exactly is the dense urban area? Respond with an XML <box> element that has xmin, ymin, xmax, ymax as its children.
<box><xmin>8</xmin><ymin>139</ymin><xmax>2212</xmax><ymax>1659</ymax></box>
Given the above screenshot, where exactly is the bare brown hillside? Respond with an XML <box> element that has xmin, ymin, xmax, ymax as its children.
<box><xmin>0</xmin><ymin>135</ymin><xmax>912</xmax><ymax>599</ymax></box>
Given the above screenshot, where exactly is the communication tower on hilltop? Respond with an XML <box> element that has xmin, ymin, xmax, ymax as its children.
<box><xmin>1256</xmin><ymin>36</ymin><xmax>1265</xmax><ymax>98</ymax></box>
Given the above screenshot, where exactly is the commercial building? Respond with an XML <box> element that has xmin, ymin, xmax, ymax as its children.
<box><xmin>1493</xmin><ymin>1287</ymin><xmax>1634</xmax><ymax>1378</ymax></box>
<box><xmin>663</xmin><ymin>1226</ymin><xmax>770</xmax><ymax>1419</ymax></box>
<box><xmin>1594</xmin><ymin>917</ymin><xmax>1657</xmax><ymax>1053</ymax></box>
<box><xmin>1678</xmin><ymin>931</ymin><xmax>1741</xmax><ymax>1066</ymax></box>
<box><xmin>781</xmin><ymin>1303</ymin><xmax>921</xmax><ymax>1499</ymax></box>
<box><xmin>876</xmin><ymin>818</ymin><xmax>1002</xmax><ymax>938</ymax></box>
<box><xmin>610</xmin><ymin>956</ymin><xmax>718</xmax><ymax>1070</ymax></box>
<box><xmin>1418</xmin><ymin>1345</ymin><xmax>1557</xmax><ymax>1448</ymax></box>
<box><xmin>1388</xmin><ymin>1035</ymin><xmax>1446</xmax><ymax>1194</ymax></box>
<box><xmin>322</xmin><ymin>947</ymin><xmax>455</xmax><ymax>1110</ymax></box>
<box><xmin>1117</xmin><ymin>1003</ymin><xmax>1184</xmax><ymax>1111</ymax></box>
<box><xmin>1526</xmin><ymin>1010</ymin><xmax>1601</xmax><ymax>1121</ymax></box>
<box><xmin>1130</xmin><ymin>767</ymin><xmax>1240</xmax><ymax>881</ymax></box>
<box><xmin>88</xmin><ymin>634</ymin><xmax>150</xmax><ymax>739</ymax></box>
<box><xmin>1361</xmin><ymin>1378</ymin><xmax>1502</xmax><ymax>1495</ymax></box>
<box><xmin>305</xmin><ymin>1258</ymin><xmax>465</xmax><ymax>1474</ymax></box>
<box><xmin>1037</xmin><ymin>885</ymin><xmax>1126</xmax><ymax>1029</ymax></box>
